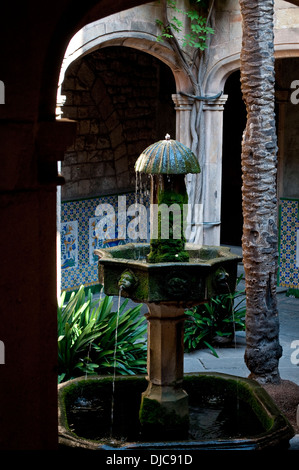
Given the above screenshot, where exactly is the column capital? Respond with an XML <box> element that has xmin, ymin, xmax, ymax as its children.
<box><xmin>172</xmin><ymin>93</ymin><xmax>194</xmax><ymax>110</ymax></box>
<box><xmin>203</xmin><ymin>94</ymin><xmax>228</xmax><ymax>111</ymax></box>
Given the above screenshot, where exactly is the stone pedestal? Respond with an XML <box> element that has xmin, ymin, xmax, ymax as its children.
<box><xmin>139</xmin><ymin>302</ymin><xmax>189</xmax><ymax>437</ymax></box>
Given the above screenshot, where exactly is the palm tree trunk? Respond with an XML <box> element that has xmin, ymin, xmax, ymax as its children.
<box><xmin>239</xmin><ymin>0</ymin><xmax>282</xmax><ymax>384</ymax></box>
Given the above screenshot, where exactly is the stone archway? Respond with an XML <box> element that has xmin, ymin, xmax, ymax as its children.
<box><xmin>208</xmin><ymin>50</ymin><xmax>299</xmax><ymax>249</ymax></box>
<box><xmin>199</xmin><ymin>45</ymin><xmax>299</xmax><ymax>249</ymax></box>
<box><xmin>58</xmin><ymin>45</ymin><xmax>177</xmax><ymax>292</ymax></box>
<box><xmin>60</xmin><ymin>46</ymin><xmax>176</xmax><ymax>201</ymax></box>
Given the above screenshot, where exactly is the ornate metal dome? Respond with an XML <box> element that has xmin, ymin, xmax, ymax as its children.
<box><xmin>135</xmin><ymin>134</ymin><xmax>201</xmax><ymax>175</ymax></box>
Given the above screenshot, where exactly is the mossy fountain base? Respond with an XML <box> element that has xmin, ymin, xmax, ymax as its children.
<box><xmin>95</xmin><ymin>242</ymin><xmax>242</xmax><ymax>435</ymax></box>
<box><xmin>58</xmin><ymin>373</ymin><xmax>294</xmax><ymax>450</ymax></box>
<box><xmin>96</xmin><ymin>243</ymin><xmax>241</xmax><ymax>303</ymax></box>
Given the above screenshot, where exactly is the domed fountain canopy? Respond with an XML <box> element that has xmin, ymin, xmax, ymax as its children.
<box><xmin>135</xmin><ymin>134</ymin><xmax>201</xmax><ymax>175</ymax></box>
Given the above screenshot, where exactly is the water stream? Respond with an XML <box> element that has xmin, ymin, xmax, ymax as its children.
<box><xmin>85</xmin><ymin>342</ymin><xmax>92</xmax><ymax>381</ymax></box>
<box><xmin>224</xmin><ymin>280</ymin><xmax>240</xmax><ymax>414</ymax></box>
<box><xmin>226</xmin><ymin>281</ymin><xmax>237</xmax><ymax>350</ymax></box>
<box><xmin>110</xmin><ymin>286</ymin><xmax>123</xmax><ymax>437</ymax></box>
<box><xmin>135</xmin><ymin>172</ymin><xmax>150</xmax><ymax>207</ymax></box>
<box><xmin>135</xmin><ymin>171</ymin><xmax>140</xmax><ymax>208</ymax></box>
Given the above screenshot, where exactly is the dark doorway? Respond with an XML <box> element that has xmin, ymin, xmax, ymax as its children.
<box><xmin>220</xmin><ymin>70</ymin><xmax>246</xmax><ymax>246</ymax></box>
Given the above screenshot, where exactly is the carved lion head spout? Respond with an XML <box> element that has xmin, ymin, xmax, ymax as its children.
<box><xmin>118</xmin><ymin>270</ymin><xmax>138</xmax><ymax>291</ymax></box>
<box><xmin>213</xmin><ymin>268</ymin><xmax>229</xmax><ymax>293</ymax></box>
<box><xmin>166</xmin><ymin>276</ymin><xmax>189</xmax><ymax>296</ymax></box>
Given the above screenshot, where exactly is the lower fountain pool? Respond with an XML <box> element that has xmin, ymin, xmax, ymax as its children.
<box><xmin>58</xmin><ymin>372</ymin><xmax>294</xmax><ymax>450</ymax></box>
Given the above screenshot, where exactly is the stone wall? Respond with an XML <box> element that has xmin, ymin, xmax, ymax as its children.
<box><xmin>61</xmin><ymin>46</ymin><xmax>176</xmax><ymax>201</ymax></box>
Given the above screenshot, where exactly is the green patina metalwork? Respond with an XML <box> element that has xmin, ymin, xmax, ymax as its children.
<box><xmin>134</xmin><ymin>136</ymin><xmax>201</xmax><ymax>175</ymax></box>
<box><xmin>134</xmin><ymin>136</ymin><xmax>200</xmax><ymax>264</ymax></box>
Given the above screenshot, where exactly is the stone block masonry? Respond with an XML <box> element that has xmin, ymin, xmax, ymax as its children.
<box><xmin>61</xmin><ymin>46</ymin><xmax>176</xmax><ymax>201</ymax></box>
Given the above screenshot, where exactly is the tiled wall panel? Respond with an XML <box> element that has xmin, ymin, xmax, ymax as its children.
<box><xmin>278</xmin><ymin>198</ymin><xmax>299</xmax><ymax>290</ymax></box>
<box><xmin>60</xmin><ymin>193</ymin><xmax>149</xmax><ymax>291</ymax></box>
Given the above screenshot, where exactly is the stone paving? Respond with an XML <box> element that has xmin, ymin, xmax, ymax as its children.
<box><xmin>183</xmin><ymin>261</ymin><xmax>299</xmax><ymax>451</ymax></box>
<box><xmin>184</xmin><ymin>287</ymin><xmax>299</xmax><ymax>386</ymax></box>
<box><xmin>182</xmin><ymin>246</ymin><xmax>299</xmax><ymax>386</ymax></box>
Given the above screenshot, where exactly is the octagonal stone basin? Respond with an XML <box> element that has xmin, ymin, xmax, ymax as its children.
<box><xmin>58</xmin><ymin>373</ymin><xmax>294</xmax><ymax>450</ymax></box>
<box><xmin>95</xmin><ymin>243</ymin><xmax>242</xmax><ymax>303</ymax></box>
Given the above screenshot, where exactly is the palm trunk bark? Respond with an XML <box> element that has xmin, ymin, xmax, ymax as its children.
<box><xmin>239</xmin><ymin>0</ymin><xmax>282</xmax><ymax>384</ymax></box>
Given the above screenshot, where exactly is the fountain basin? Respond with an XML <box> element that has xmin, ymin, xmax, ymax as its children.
<box><xmin>58</xmin><ymin>373</ymin><xmax>294</xmax><ymax>450</ymax></box>
<box><xmin>95</xmin><ymin>242</ymin><xmax>242</xmax><ymax>432</ymax></box>
<box><xmin>95</xmin><ymin>243</ymin><xmax>241</xmax><ymax>303</ymax></box>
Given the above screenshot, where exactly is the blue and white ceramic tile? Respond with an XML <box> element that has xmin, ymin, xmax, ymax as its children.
<box><xmin>278</xmin><ymin>198</ymin><xmax>299</xmax><ymax>289</ymax></box>
<box><xmin>61</xmin><ymin>221</ymin><xmax>78</xmax><ymax>269</ymax></box>
<box><xmin>60</xmin><ymin>193</ymin><xmax>149</xmax><ymax>291</ymax></box>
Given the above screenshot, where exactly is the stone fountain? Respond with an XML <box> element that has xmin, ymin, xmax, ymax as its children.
<box><xmin>58</xmin><ymin>136</ymin><xmax>294</xmax><ymax>449</ymax></box>
<box><xmin>95</xmin><ymin>134</ymin><xmax>242</xmax><ymax>438</ymax></box>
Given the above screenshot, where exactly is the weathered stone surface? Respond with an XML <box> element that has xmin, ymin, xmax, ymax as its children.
<box><xmin>61</xmin><ymin>47</ymin><xmax>175</xmax><ymax>200</ymax></box>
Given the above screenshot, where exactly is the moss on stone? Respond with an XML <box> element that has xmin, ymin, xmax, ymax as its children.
<box><xmin>139</xmin><ymin>396</ymin><xmax>189</xmax><ymax>438</ymax></box>
<box><xmin>58</xmin><ymin>373</ymin><xmax>293</xmax><ymax>448</ymax></box>
<box><xmin>183</xmin><ymin>374</ymin><xmax>275</xmax><ymax>432</ymax></box>
<box><xmin>148</xmin><ymin>188</ymin><xmax>189</xmax><ymax>263</ymax></box>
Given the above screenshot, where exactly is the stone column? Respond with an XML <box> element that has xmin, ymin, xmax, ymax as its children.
<box><xmin>172</xmin><ymin>93</ymin><xmax>193</xmax><ymax>148</ymax></box>
<box><xmin>202</xmin><ymin>95</ymin><xmax>228</xmax><ymax>246</ymax></box>
<box><xmin>172</xmin><ymin>93</ymin><xmax>202</xmax><ymax>243</ymax></box>
<box><xmin>0</xmin><ymin>117</ymin><xmax>76</xmax><ymax>450</ymax></box>
<box><xmin>172</xmin><ymin>93</ymin><xmax>228</xmax><ymax>246</ymax></box>
<box><xmin>139</xmin><ymin>301</ymin><xmax>189</xmax><ymax>438</ymax></box>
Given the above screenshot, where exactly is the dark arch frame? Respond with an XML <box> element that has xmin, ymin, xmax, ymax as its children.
<box><xmin>38</xmin><ymin>0</ymin><xmax>149</xmax><ymax>120</ymax></box>
<box><xmin>0</xmin><ymin>0</ymin><xmax>151</xmax><ymax>451</ymax></box>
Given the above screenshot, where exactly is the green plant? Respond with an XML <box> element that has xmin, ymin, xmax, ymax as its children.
<box><xmin>286</xmin><ymin>288</ymin><xmax>299</xmax><ymax>298</ymax></box>
<box><xmin>156</xmin><ymin>0</ymin><xmax>214</xmax><ymax>50</ymax></box>
<box><xmin>184</xmin><ymin>276</ymin><xmax>246</xmax><ymax>357</ymax></box>
<box><xmin>57</xmin><ymin>285</ymin><xmax>147</xmax><ymax>383</ymax></box>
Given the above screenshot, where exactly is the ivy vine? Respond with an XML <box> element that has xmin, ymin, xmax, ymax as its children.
<box><xmin>156</xmin><ymin>0</ymin><xmax>214</xmax><ymax>50</ymax></box>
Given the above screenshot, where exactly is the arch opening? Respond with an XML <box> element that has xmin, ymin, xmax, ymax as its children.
<box><xmin>220</xmin><ymin>70</ymin><xmax>246</xmax><ymax>247</ymax></box>
<box><xmin>58</xmin><ymin>45</ymin><xmax>176</xmax><ymax>292</ymax></box>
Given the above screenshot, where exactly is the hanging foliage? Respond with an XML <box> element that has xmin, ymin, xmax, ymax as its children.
<box><xmin>156</xmin><ymin>0</ymin><xmax>214</xmax><ymax>50</ymax></box>
<box><xmin>155</xmin><ymin>0</ymin><xmax>216</xmax><ymax>243</ymax></box>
